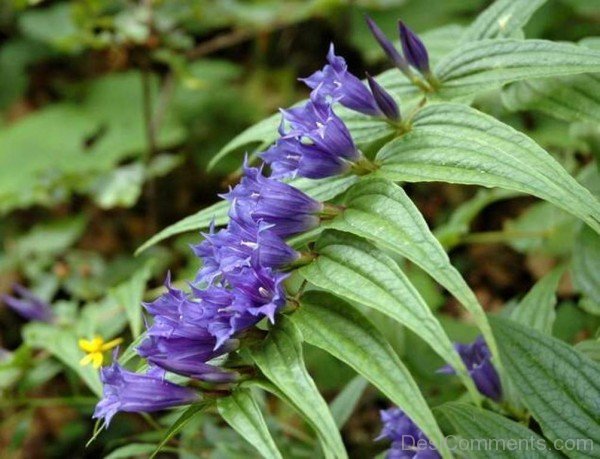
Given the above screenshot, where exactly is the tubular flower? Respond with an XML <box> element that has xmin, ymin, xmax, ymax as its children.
<box><xmin>399</xmin><ymin>21</ymin><xmax>430</xmax><ymax>75</ymax></box>
<box><xmin>93</xmin><ymin>363</ymin><xmax>198</xmax><ymax>426</ymax></box>
<box><xmin>302</xmin><ymin>44</ymin><xmax>400</xmax><ymax>121</ymax></box>
<box><xmin>79</xmin><ymin>336</ymin><xmax>123</xmax><ymax>369</ymax></box>
<box><xmin>378</xmin><ymin>407</ymin><xmax>440</xmax><ymax>459</ymax></box>
<box><xmin>262</xmin><ymin>97</ymin><xmax>360</xmax><ymax>179</ymax></box>
<box><xmin>223</xmin><ymin>165</ymin><xmax>324</xmax><ymax>236</ymax></box>
<box><xmin>438</xmin><ymin>335</ymin><xmax>502</xmax><ymax>401</ymax></box>
<box><xmin>1</xmin><ymin>284</ymin><xmax>53</xmax><ymax>322</ymax></box>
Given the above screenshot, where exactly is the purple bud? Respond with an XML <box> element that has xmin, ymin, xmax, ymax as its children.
<box><xmin>366</xmin><ymin>73</ymin><xmax>400</xmax><ymax>121</ymax></box>
<box><xmin>94</xmin><ymin>363</ymin><xmax>198</xmax><ymax>426</ymax></box>
<box><xmin>438</xmin><ymin>336</ymin><xmax>502</xmax><ymax>401</ymax></box>
<box><xmin>399</xmin><ymin>21</ymin><xmax>430</xmax><ymax>74</ymax></box>
<box><xmin>365</xmin><ymin>16</ymin><xmax>410</xmax><ymax>74</ymax></box>
<box><xmin>302</xmin><ymin>44</ymin><xmax>380</xmax><ymax>116</ymax></box>
<box><xmin>1</xmin><ymin>284</ymin><xmax>53</xmax><ymax>322</ymax></box>
<box><xmin>378</xmin><ymin>407</ymin><xmax>440</xmax><ymax>459</ymax></box>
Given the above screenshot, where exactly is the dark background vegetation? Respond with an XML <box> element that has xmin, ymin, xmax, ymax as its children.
<box><xmin>0</xmin><ymin>0</ymin><xmax>599</xmax><ymax>457</ymax></box>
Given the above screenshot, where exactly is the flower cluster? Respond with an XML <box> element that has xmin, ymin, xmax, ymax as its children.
<box><xmin>378</xmin><ymin>407</ymin><xmax>440</xmax><ymax>459</ymax></box>
<box><xmin>439</xmin><ymin>335</ymin><xmax>502</xmax><ymax>401</ymax></box>
<box><xmin>93</xmin><ymin>16</ymin><xmax>434</xmax><ymax>427</ymax></box>
<box><xmin>93</xmin><ymin>164</ymin><xmax>327</xmax><ymax>425</ymax></box>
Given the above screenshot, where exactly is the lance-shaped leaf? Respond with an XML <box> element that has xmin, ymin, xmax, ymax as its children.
<box><xmin>217</xmin><ymin>388</ymin><xmax>283</xmax><ymax>459</ymax></box>
<box><xmin>435</xmin><ymin>39</ymin><xmax>600</xmax><ymax>98</ymax></box>
<box><xmin>136</xmin><ymin>174</ymin><xmax>359</xmax><ymax>254</ymax></box>
<box><xmin>329</xmin><ymin>376</ymin><xmax>368</xmax><ymax>429</ymax></box>
<box><xmin>510</xmin><ymin>265</ymin><xmax>565</xmax><ymax>334</ymax></box>
<box><xmin>460</xmin><ymin>0</ymin><xmax>547</xmax><ymax>42</ymax></box>
<box><xmin>490</xmin><ymin>316</ymin><xmax>600</xmax><ymax>458</ymax></box>
<box><xmin>292</xmin><ymin>292</ymin><xmax>452</xmax><ymax>458</ymax></box>
<box><xmin>439</xmin><ymin>402</ymin><xmax>561</xmax><ymax>459</ymax></box>
<box><xmin>327</xmin><ymin>178</ymin><xmax>498</xmax><ymax>378</ymax></box>
<box><xmin>376</xmin><ymin>103</ymin><xmax>600</xmax><ymax>234</ymax></box>
<box><xmin>572</xmin><ymin>226</ymin><xmax>600</xmax><ymax>305</ymax></box>
<box><xmin>502</xmin><ymin>73</ymin><xmax>600</xmax><ymax>124</ymax></box>
<box><xmin>249</xmin><ymin>318</ymin><xmax>347</xmax><ymax>459</ymax></box>
<box><xmin>299</xmin><ymin>230</ymin><xmax>480</xmax><ymax>401</ymax></box>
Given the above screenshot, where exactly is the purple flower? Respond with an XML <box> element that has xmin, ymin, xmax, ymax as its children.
<box><xmin>399</xmin><ymin>22</ymin><xmax>430</xmax><ymax>74</ymax></box>
<box><xmin>1</xmin><ymin>284</ymin><xmax>53</xmax><ymax>322</ymax></box>
<box><xmin>262</xmin><ymin>97</ymin><xmax>361</xmax><ymax>179</ymax></box>
<box><xmin>226</xmin><ymin>261</ymin><xmax>288</xmax><ymax>324</ymax></box>
<box><xmin>193</xmin><ymin>218</ymin><xmax>299</xmax><ymax>285</ymax></box>
<box><xmin>365</xmin><ymin>16</ymin><xmax>411</xmax><ymax>75</ymax></box>
<box><xmin>438</xmin><ymin>336</ymin><xmax>502</xmax><ymax>401</ymax></box>
<box><xmin>94</xmin><ymin>363</ymin><xmax>198</xmax><ymax>426</ymax></box>
<box><xmin>224</xmin><ymin>166</ymin><xmax>324</xmax><ymax>237</ymax></box>
<box><xmin>301</xmin><ymin>44</ymin><xmax>399</xmax><ymax>121</ymax></box>
<box><xmin>137</xmin><ymin>335</ymin><xmax>238</xmax><ymax>383</ymax></box>
<box><xmin>378</xmin><ymin>408</ymin><xmax>440</xmax><ymax>459</ymax></box>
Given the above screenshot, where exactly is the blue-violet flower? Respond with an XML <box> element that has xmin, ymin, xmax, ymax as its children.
<box><xmin>1</xmin><ymin>283</ymin><xmax>53</xmax><ymax>322</ymax></box>
<box><xmin>438</xmin><ymin>335</ymin><xmax>502</xmax><ymax>401</ymax></box>
<box><xmin>93</xmin><ymin>363</ymin><xmax>198</xmax><ymax>425</ymax></box>
<box><xmin>378</xmin><ymin>407</ymin><xmax>440</xmax><ymax>459</ymax></box>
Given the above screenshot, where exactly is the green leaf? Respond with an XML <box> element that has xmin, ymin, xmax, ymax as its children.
<box><xmin>136</xmin><ymin>174</ymin><xmax>359</xmax><ymax>254</ymax></box>
<box><xmin>22</xmin><ymin>323</ymin><xmax>102</xmax><ymax>397</ymax></box>
<box><xmin>329</xmin><ymin>376</ymin><xmax>368</xmax><ymax>429</ymax></box>
<box><xmin>502</xmin><ymin>73</ymin><xmax>600</xmax><ymax>124</ymax></box>
<box><xmin>106</xmin><ymin>443</ymin><xmax>176</xmax><ymax>459</ymax></box>
<box><xmin>89</xmin><ymin>163</ymin><xmax>145</xmax><ymax>209</ymax></box>
<box><xmin>510</xmin><ymin>266</ymin><xmax>565</xmax><ymax>334</ymax></box>
<box><xmin>327</xmin><ymin>178</ymin><xmax>497</xmax><ymax>379</ymax></box>
<box><xmin>572</xmin><ymin>226</ymin><xmax>600</xmax><ymax>304</ymax></box>
<box><xmin>150</xmin><ymin>402</ymin><xmax>213</xmax><ymax>459</ymax></box>
<box><xmin>109</xmin><ymin>263</ymin><xmax>153</xmax><ymax>338</ymax></box>
<box><xmin>217</xmin><ymin>388</ymin><xmax>283</xmax><ymax>459</ymax></box>
<box><xmin>249</xmin><ymin>318</ymin><xmax>347</xmax><ymax>459</ymax></box>
<box><xmin>439</xmin><ymin>402</ymin><xmax>560</xmax><ymax>459</ymax></box>
<box><xmin>299</xmin><ymin>229</ymin><xmax>480</xmax><ymax>401</ymax></box>
<box><xmin>292</xmin><ymin>292</ymin><xmax>452</xmax><ymax>459</ymax></box>
<box><xmin>435</xmin><ymin>39</ymin><xmax>600</xmax><ymax>98</ymax></box>
<box><xmin>376</xmin><ymin>103</ymin><xmax>600</xmax><ymax>234</ymax></box>
<box><xmin>460</xmin><ymin>0</ymin><xmax>547</xmax><ymax>42</ymax></box>
<box><xmin>490</xmin><ymin>316</ymin><xmax>600</xmax><ymax>457</ymax></box>
<box><xmin>575</xmin><ymin>340</ymin><xmax>600</xmax><ymax>362</ymax></box>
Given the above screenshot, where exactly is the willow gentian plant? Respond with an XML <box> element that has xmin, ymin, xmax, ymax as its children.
<box><xmin>94</xmin><ymin>2</ymin><xmax>600</xmax><ymax>458</ymax></box>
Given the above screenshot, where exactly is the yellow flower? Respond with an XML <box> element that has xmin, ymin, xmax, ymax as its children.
<box><xmin>79</xmin><ymin>336</ymin><xmax>123</xmax><ymax>369</ymax></box>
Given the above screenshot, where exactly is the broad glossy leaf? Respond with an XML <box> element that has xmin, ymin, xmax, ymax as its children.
<box><xmin>299</xmin><ymin>230</ymin><xmax>480</xmax><ymax>400</ymax></box>
<box><xmin>376</xmin><ymin>103</ymin><xmax>600</xmax><ymax>234</ymax></box>
<box><xmin>293</xmin><ymin>292</ymin><xmax>452</xmax><ymax>458</ymax></box>
<box><xmin>510</xmin><ymin>266</ymin><xmax>565</xmax><ymax>334</ymax></box>
<box><xmin>250</xmin><ymin>318</ymin><xmax>347</xmax><ymax>459</ymax></box>
<box><xmin>572</xmin><ymin>226</ymin><xmax>600</xmax><ymax>304</ymax></box>
<box><xmin>136</xmin><ymin>174</ymin><xmax>359</xmax><ymax>254</ymax></box>
<box><xmin>435</xmin><ymin>39</ymin><xmax>600</xmax><ymax>98</ymax></box>
<box><xmin>328</xmin><ymin>179</ymin><xmax>498</xmax><ymax>373</ymax></box>
<box><xmin>460</xmin><ymin>0</ymin><xmax>547</xmax><ymax>42</ymax></box>
<box><xmin>440</xmin><ymin>402</ymin><xmax>560</xmax><ymax>459</ymax></box>
<box><xmin>217</xmin><ymin>388</ymin><xmax>283</xmax><ymax>459</ymax></box>
<box><xmin>491</xmin><ymin>316</ymin><xmax>600</xmax><ymax>457</ymax></box>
